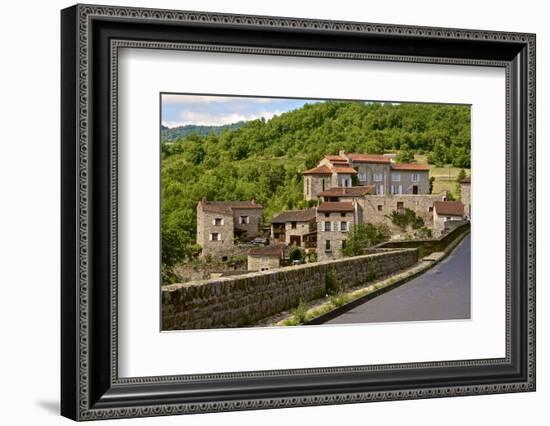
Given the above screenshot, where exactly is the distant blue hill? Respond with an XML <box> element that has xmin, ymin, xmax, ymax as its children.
<box><xmin>161</xmin><ymin>121</ymin><xmax>247</xmax><ymax>142</ymax></box>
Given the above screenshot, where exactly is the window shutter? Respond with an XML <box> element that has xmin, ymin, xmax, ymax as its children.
<box><xmin>221</xmin><ymin>219</ymin><xmax>224</xmax><ymax>226</ymax></box>
<box><xmin>209</xmin><ymin>234</ymin><xmax>212</xmax><ymax>241</ymax></box>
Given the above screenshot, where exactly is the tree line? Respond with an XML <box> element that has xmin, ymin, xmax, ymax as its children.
<box><xmin>161</xmin><ymin>101</ymin><xmax>471</xmax><ymax>276</ymax></box>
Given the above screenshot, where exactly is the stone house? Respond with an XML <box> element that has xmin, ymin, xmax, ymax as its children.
<box><xmin>318</xmin><ymin>185</ymin><xmax>374</xmax><ymax>202</ymax></box>
<box><xmin>270</xmin><ymin>208</ymin><xmax>317</xmax><ymax>248</ymax></box>
<box><xmin>433</xmin><ymin>201</ymin><xmax>465</xmax><ymax>236</ymax></box>
<box><xmin>460</xmin><ymin>177</ymin><xmax>471</xmax><ymax>219</ymax></box>
<box><xmin>361</xmin><ymin>193</ymin><xmax>448</xmax><ymax>229</ymax></box>
<box><xmin>247</xmin><ymin>245</ymin><xmax>284</xmax><ymax>272</ymax></box>
<box><xmin>316</xmin><ymin>200</ymin><xmax>363</xmax><ymax>261</ymax></box>
<box><xmin>303</xmin><ymin>150</ymin><xmax>430</xmax><ymax>200</ymax></box>
<box><xmin>196</xmin><ymin>198</ymin><xmax>263</xmax><ymax>259</ymax></box>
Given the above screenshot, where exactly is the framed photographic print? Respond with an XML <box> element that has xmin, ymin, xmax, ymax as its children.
<box><xmin>61</xmin><ymin>4</ymin><xmax>536</xmax><ymax>421</ymax></box>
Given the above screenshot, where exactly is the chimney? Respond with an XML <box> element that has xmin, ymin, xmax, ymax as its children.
<box><xmin>251</xmin><ymin>198</ymin><xmax>255</xmax><ymax>205</ymax></box>
<box><xmin>201</xmin><ymin>196</ymin><xmax>207</xmax><ymax>203</ymax></box>
<box><xmin>339</xmin><ymin>149</ymin><xmax>346</xmax><ymax>158</ymax></box>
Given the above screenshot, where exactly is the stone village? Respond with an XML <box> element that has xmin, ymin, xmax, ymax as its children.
<box><xmin>196</xmin><ymin>150</ymin><xmax>470</xmax><ymax>273</ymax></box>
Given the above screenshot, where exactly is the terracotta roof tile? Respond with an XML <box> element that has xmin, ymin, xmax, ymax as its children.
<box><xmin>324</xmin><ymin>155</ymin><xmax>347</xmax><ymax>162</ymax></box>
<box><xmin>317</xmin><ymin>202</ymin><xmax>355</xmax><ymax>213</ymax></box>
<box><xmin>347</xmin><ymin>153</ymin><xmax>391</xmax><ymax>164</ymax></box>
<box><xmin>199</xmin><ymin>199</ymin><xmax>262</xmax><ymax>214</ymax></box>
<box><xmin>433</xmin><ymin>201</ymin><xmax>464</xmax><ymax>216</ymax></box>
<box><xmin>391</xmin><ymin>163</ymin><xmax>430</xmax><ymax>171</ymax></box>
<box><xmin>333</xmin><ymin>167</ymin><xmax>358</xmax><ymax>174</ymax></box>
<box><xmin>271</xmin><ymin>208</ymin><xmax>317</xmax><ymax>223</ymax></box>
<box><xmin>302</xmin><ymin>165</ymin><xmax>333</xmax><ymax>175</ymax></box>
<box><xmin>248</xmin><ymin>245</ymin><xmax>284</xmax><ymax>257</ymax></box>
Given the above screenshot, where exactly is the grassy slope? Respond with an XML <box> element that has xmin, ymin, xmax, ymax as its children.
<box><xmin>414</xmin><ymin>154</ymin><xmax>470</xmax><ymax>196</ymax></box>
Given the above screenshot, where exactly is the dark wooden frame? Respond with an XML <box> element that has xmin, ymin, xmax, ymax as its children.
<box><xmin>61</xmin><ymin>4</ymin><xmax>536</xmax><ymax>421</ymax></box>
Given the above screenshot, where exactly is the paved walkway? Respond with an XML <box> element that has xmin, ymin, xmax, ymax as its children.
<box><xmin>326</xmin><ymin>234</ymin><xmax>471</xmax><ymax>324</ymax></box>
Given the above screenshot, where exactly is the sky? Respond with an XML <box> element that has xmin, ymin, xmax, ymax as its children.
<box><xmin>161</xmin><ymin>94</ymin><xmax>322</xmax><ymax>128</ymax></box>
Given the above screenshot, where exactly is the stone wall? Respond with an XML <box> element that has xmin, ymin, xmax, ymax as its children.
<box><xmin>378</xmin><ymin>221</ymin><xmax>470</xmax><ymax>258</ymax></box>
<box><xmin>162</xmin><ymin>248</ymin><xmax>418</xmax><ymax>330</ymax></box>
<box><xmin>361</xmin><ymin>193</ymin><xmax>447</xmax><ymax>228</ymax></box>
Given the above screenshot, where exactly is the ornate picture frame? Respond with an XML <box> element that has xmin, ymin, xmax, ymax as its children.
<box><xmin>61</xmin><ymin>4</ymin><xmax>535</xmax><ymax>420</ymax></box>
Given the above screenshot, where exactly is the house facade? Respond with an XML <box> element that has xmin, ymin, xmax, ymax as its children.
<box><xmin>433</xmin><ymin>201</ymin><xmax>465</xmax><ymax>236</ymax></box>
<box><xmin>270</xmin><ymin>208</ymin><xmax>317</xmax><ymax>248</ymax></box>
<box><xmin>316</xmin><ymin>200</ymin><xmax>363</xmax><ymax>261</ymax></box>
<box><xmin>303</xmin><ymin>150</ymin><xmax>430</xmax><ymax>200</ymax></box>
<box><xmin>247</xmin><ymin>245</ymin><xmax>283</xmax><ymax>271</ymax></box>
<box><xmin>196</xmin><ymin>199</ymin><xmax>263</xmax><ymax>258</ymax></box>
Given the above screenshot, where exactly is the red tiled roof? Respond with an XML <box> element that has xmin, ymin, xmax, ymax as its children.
<box><xmin>391</xmin><ymin>163</ymin><xmax>430</xmax><ymax>171</ymax></box>
<box><xmin>302</xmin><ymin>165</ymin><xmax>333</xmax><ymax>175</ymax></box>
<box><xmin>317</xmin><ymin>202</ymin><xmax>354</xmax><ymax>213</ymax></box>
<box><xmin>333</xmin><ymin>167</ymin><xmax>358</xmax><ymax>174</ymax></box>
<box><xmin>199</xmin><ymin>199</ymin><xmax>263</xmax><ymax>214</ymax></box>
<box><xmin>318</xmin><ymin>186</ymin><xmax>375</xmax><ymax>197</ymax></box>
<box><xmin>248</xmin><ymin>245</ymin><xmax>284</xmax><ymax>257</ymax></box>
<box><xmin>347</xmin><ymin>153</ymin><xmax>391</xmax><ymax>164</ymax></box>
<box><xmin>433</xmin><ymin>201</ymin><xmax>464</xmax><ymax>216</ymax></box>
<box><xmin>271</xmin><ymin>208</ymin><xmax>317</xmax><ymax>223</ymax></box>
<box><xmin>324</xmin><ymin>155</ymin><xmax>347</xmax><ymax>162</ymax></box>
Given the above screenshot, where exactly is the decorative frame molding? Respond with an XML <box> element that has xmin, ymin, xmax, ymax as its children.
<box><xmin>61</xmin><ymin>4</ymin><xmax>535</xmax><ymax>421</ymax></box>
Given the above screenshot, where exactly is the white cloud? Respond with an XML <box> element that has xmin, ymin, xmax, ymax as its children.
<box><xmin>161</xmin><ymin>94</ymin><xmax>286</xmax><ymax>106</ymax></box>
<box><xmin>162</xmin><ymin>110</ymin><xmax>282</xmax><ymax>128</ymax></box>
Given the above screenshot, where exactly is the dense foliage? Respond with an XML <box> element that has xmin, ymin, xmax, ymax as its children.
<box><xmin>161</xmin><ymin>122</ymin><xmax>246</xmax><ymax>142</ymax></box>
<box><xmin>390</xmin><ymin>208</ymin><xmax>425</xmax><ymax>230</ymax></box>
<box><xmin>162</xmin><ymin>101</ymin><xmax>470</xmax><ymax>271</ymax></box>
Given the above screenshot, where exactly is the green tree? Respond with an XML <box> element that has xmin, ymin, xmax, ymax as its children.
<box><xmin>341</xmin><ymin>223</ymin><xmax>391</xmax><ymax>257</ymax></box>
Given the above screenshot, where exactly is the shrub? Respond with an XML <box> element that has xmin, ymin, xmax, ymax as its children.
<box><xmin>325</xmin><ymin>268</ymin><xmax>340</xmax><ymax>295</ymax></box>
<box><xmin>292</xmin><ymin>300</ymin><xmax>307</xmax><ymax>324</ymax></box>
<box><xmin>341</xmin><ymin>223</ymin><xmax>391</xmax><ymax>257</ymax></box>
<box><xmin>330</xmin><ymin>293</ymin><xmax>350</xmax><ymax>307</ymax></box>
<box><xmin>289</xmin><ymin>246</ymin><xmax>304</xmax><ymax>262</ymax></box>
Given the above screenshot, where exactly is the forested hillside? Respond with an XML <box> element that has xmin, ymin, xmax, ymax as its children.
<box><xmin>161</xmin><ymin>121</ymin><xmax>246</xmax><ymax>142</ymax></box>
<box><xmin>161</xmin><ymin>101</ymin><xmax>470</xmax><ymax>271</ymax></box>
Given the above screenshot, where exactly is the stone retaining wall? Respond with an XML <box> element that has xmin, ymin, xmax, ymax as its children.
<box><xmin>162</xmin><ymin>248</ymin><xmax>418</xmax><ymax>330</ymax></box>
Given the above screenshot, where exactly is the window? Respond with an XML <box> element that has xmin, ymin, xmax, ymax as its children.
<box><xmin>324</xmin><ymin>221</ymin><xmax>331</xmax><ymax>232</ymax></box>
<box><xmin>306</xmin><ymin>178</ymin><xmax>309</xmax><ymax>195</ymax></box>
<box><xmin>340</xmin><ymin>221</ymin><xmax>348</xmax><ymax>232</ymax></box>
<box><xmin>377</xmin><ymin>205</ymin><xmax>383</xmax><ymax>211</ymax></box>
<box><xmin>325</xmin><ymin>240</ymin><xmax>331</xmax><ymax>251</ymax></box>
<box><xmin>322</xmin><ymin>179</ymin><xmax>325</xmax><ymax>191</ymax></box>
<box><xmin>429</xmin><ymin>206</ymin><xmax>434</xmax><ymax>212</ymax></box>
<box><xmin>392</xmin><ymin>173</ymin><xmax>401</xmax><ymax>182</ymax></box>
<box><xmin>373</xmin><ymin>173</ymin><xmax>383</xmax><ymax>182</ymax></box>
<box><xmin>214</xmin><ymin>217</ymin><xmax>223</xmax><ymax>226</ymax></box>
<box><xmin>411</xmin><ymin>173</ymin><xmax>420</xmax><ymax>182</ymax></box>
<box><xmin>291</xmin><ymin>221</ymin><xmax>297</xmax><ymax>229</ymax></box>
<box><xmin>239</xmin><ymin>216</ymin><xmax>249</xmax><ymax>224</ymax></box>
<box><xmin>391</xmin><ymin>185</ymin><xmax>403</xmax><ymax>195</ymax></box>
<box><xmin>325</xmin><ymin>213</ymin><xmax>330</xmax><ymax>218</ymax></box>
<box><xmin>376</xmin><ymin>184</ymin><xmax>384</xmax><ymax>195</ymax></box>
<box><xmin>397</xmin><ymin>202</ymin><xmax>404</xmax><ymax>211</ymax></box>
<box><xmin>340</xmin><ymin>212</ymin><xmax>346</xmax><ymax>217</ymax></box>
<box><xmin>210</xmin><ymin>233</ymin><xmax>220</xmax><ymax>241</ymax></box>
<box><xmin>342</xmin><ymin>239</ymin><xmax>347</xmax><ymax>249</ymax></box>
<box><xmin>358</xmin><ymin>172</ymin><xmax>366</xmax><ymax>182</ymax></box>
